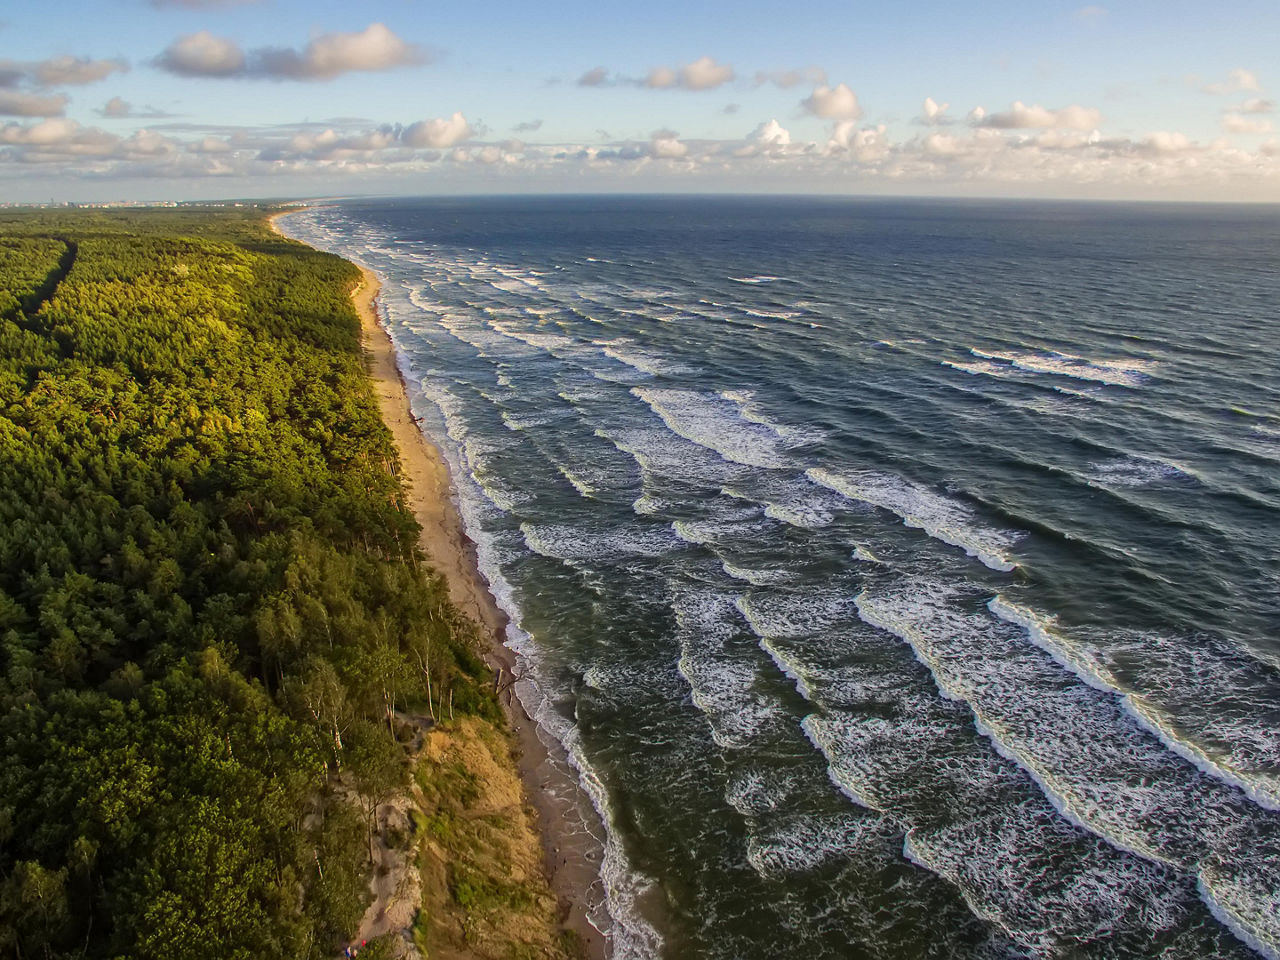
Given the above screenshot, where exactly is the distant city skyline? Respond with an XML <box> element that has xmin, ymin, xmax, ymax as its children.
<box><xmin>2</xmin><ymin>0</ymin><xmax>1279</xmax><ymax>202</ymax></box>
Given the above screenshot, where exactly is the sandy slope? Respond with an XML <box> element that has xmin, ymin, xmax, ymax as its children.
<box><xmin>346</xmin><ymin>263</ymin><xmax>610</xmax><ymax>959</ymax></box>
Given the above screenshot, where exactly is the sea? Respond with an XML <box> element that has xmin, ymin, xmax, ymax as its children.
<box><xmin>279</xmin><ymin>197</ymin><xmax>1280</xmax><ymax>960</ymax></box>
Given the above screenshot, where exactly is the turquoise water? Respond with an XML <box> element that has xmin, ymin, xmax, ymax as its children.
<box><xmin>282</xmin><ymin>197</ymin><xmax>1280</xmax><ymax>960</ymax></box>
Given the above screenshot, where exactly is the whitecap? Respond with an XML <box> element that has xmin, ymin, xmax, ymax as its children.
<box><xmin>808</xmin><ymin>467</ymin><xmax>1023</xmax><ymax>571</ymax></box>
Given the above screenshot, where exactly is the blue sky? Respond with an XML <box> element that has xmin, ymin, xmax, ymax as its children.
<box><xmin>2</xmin><ymin>0</ymin><xmax>1278</xmax><ymax>201</ymax></box>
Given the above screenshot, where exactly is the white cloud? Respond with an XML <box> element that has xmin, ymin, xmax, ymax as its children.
<box><xmin>513</xmin><ymin>118</ymin><xmax>543</xmax><ymax>133</ymax></box>
<box><xmin>256</xmin><ymin>22</ymin><xmax>423</xmax><ymax>81</ymax></box>
<box><xmin>644</xmin><ymin>66</ymin><xmax>677</xmax><ymax>89</ymax></box>
<box><xmin>649</xmin><ymin>131</ymin><xmax>688</xmax><ymax>158</ymax></box>
<box><xmin>644</xmin><ymin>57</ymin><xmax>734</xmax><ymax>91</ymax></box>
<box><xmin>801</xmin><ymin>83</ymin><xmax>861</xmax><ymax>120</ymax></box>
<box><xmin>1</xmin><ymin>117</ymin><xmax>80</xmax><ymax>145</ymax></box>
<box><xmin>191</xmin><ymin>135</ymin><xmax>233</xmax><ymax>153</ymax></box>
<box><xmin>1204</xmin><ymin>69</ymin><xmax>1261</xmax><ymax>95</ymax></box>
<box><xmin>917</xmin><ymin>97</ymin><xmax>951</xmax><ymax>125</ymax></box>
<box><xmin>0</xmin><ymin>56</ymin><xmax>127</xmax><ymax>89</ymax></box>
<box><xmin>747</xmin><ymin>118</ymin><xmax>791</xmax><ymax>146</ymax></box>
<box><xmin>156</xmin><ymin>23</ymin><xmax>424</xmax><ymax>81</ymax></box>
<box><xmin>1139</xmin><ymin>131</ymin><xmax>1193</xmax><ymax>154</ymax></box>
<box><xmin>33</xmin><ymin>56</ymin><xmax>127</xmax><ymax>86</ymax></box>
<box><xmin>402</xmin><ymin>111</ymin><xmax>473</xmax><ymax>148</ymax></box>
<box><xmin>829</xmin><ymin>122</ymin><xmax>890</xmax><ymax>162</ymax></box>
<box><xmin>678</xmin><ymin>56</ymin><xmax>734</xmax><ymax>91</ymax></box>
<box><xmin>977</xmin><ymin>100</ymin><xmax>1102</xmax><ymax>130</ymax></box>
<box><xmin>156</xmin><ymin>31</ymin><xmax>246</xmax><ymax>77</ymax></box>
<box><xmin>0</xmin><ymin>90</ymin><xmax>68</xmax><ymax>117</ymax></box>
<box><xmin>1230</xmin><ymin>97</ymin><xmax>1274</xmax><ymax>115</ymax></box>
<box><xmin>1223</xmin><ymin>113</ymin><xmax>1273</xmax><ymax>135</ymax></box>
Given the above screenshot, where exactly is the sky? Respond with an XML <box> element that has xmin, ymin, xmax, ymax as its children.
<box><xmin>2</xmin><ymin>0</ymin><xmax>1279</xmax><ymax>202</ymax></box>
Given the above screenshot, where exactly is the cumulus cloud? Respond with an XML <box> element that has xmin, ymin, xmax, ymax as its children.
<box><xmin>679</xmin><ymin>56</ymin><xmax>734</xmax><ymax>90</ymax></box>
<box><xmin>1204</xmin><ymin>69</ymin><xmax>1261</xmax><ymax>95</ymax></box>
<box><xmin>648</xmin><ymin>129</ymin><xmax>688</xmax><ymax>158</ymax></box>
<box><xmin>801</xmin><ymin>83</ymin><xmax>861</xmax><ymax>120</ymax></box>
<box><xmin>829</xmin><ymin>122</ymin><xmax>890</xmax><ymax>161</ymax></box>
<box><xmin>1230</xmin><ymin>97</ymin><xmax>1274</xmax><ymax>115</ymax></box>
<box><xmin>643</xmin><ymin>56</ymin><xmax>734</xmax><ymax>90</ymax></box>
<box><xmin>1223</xmin><ymin>113</ymin><xmax>1273</xmax><ymax>135</ymax></box>
<box><xmin>155</xmin><ymin>31</ymin><xmax>245</xmax><ymax>77</ymax></box>
<box><xmin>0</xmin><ymin>90</ymin><xmax>68</xmax><ymax>117</ymax></box>
<box><xmin>513</xmin><ymin>118</ymin><xmax>542</xmax><ymax>133</ymax></box>
<box><xmin>155</xmin><ymin>23</ymin><xmax>425</xmax><ymax>81</ymax></box>
<box><xmin>33</xmin><ymin>56</ymin><xmax>127</xmax><ymax>86</ymax></box>
<box><xmin>402</xmin><ymin>111</ymin><xmax>473</xmax><ymax>148</ymax></box>
<box><xmin>0</xmin><ymin>117</ymin><xmax>119</xmax><ymax>155</ymax></box>
<box><xmin>916</xmin><ymin>97</ymin><xmax>951</xmax><ymax>125</ymax></box>
<box><xmin>0</xmin><ymin>56</ymin><xmax>127</xmax><ymax>90</ymax></box>
<box><xmin>253</xmin><ymin>22</ymin><xmax>424</xmax><ymax>81</ymax></box>
<box><xmin>975</xmin><ymin>101</ymin><xmax>1101</xmax><ymax>130</ymax></box>
<box><xmin>579</xmin><ymin>57</ymin><xmax>734</xmax><ymax>91</ymax></box>
<box><xmin>747</xmin><ymin>118</ymin><xmax>791</xmax><ymax>145</ymax></box>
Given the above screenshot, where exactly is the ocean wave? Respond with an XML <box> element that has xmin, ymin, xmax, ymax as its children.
<box><xmin>745</xmin><ymin>812</ymin><xmax>892</xmax><ymax>879</ymax></box>
<box><xmin>969</xmin><ymin>346</ymin><xmax>1158</xmax><ymax>387</ymax></box>
<box><xmin>672</xmin><ymin>589</ymin><xmax>790</xmax><ymax>749</ymax></box>
<box><xmin>855</xmin><ymin>578</ymin><xmax>1280</xmax><ymax>957</ymax></box>
<box><xmin>521</xmin><ymin>521</ymin><xmax>682</xmax><ymax>563</ymax></box>
<box><xmin>807</xmin><ymin>467</ymin><xmax>1023</xmax><ymax>571</ymax></box>
<box><xmin>989</xmin><ymin>596</ymin><xmax>1280</xmax><ymax>812</ymax></box>
<box><xmin>631</xmin><ymin>387</ymin><xmax>793</xmax><ymax>469</ymax></box>
<box><xmin>1085</xmin><ymin>455</ymin><xmax>1196</xmax><ymax>488</ymax></box>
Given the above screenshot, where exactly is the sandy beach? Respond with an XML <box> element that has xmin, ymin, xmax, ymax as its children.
<box><xmin>269</xmin><ymin>211</ymin><xmax>609</xmax><ymax>959</ymax></box>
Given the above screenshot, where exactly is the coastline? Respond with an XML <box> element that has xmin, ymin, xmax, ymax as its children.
<box><xmin>269</xmin><ymin>211</ymin><xmax>609</xmax><ymax>959</ymax></box>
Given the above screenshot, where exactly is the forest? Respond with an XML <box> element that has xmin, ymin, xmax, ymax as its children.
<box><xmin>0</xmin><ymin>207</ymin><xmax>545</xmax><ymax>959</ymax></box>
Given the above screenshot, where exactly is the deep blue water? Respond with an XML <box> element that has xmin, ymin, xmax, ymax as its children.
<box><xmin>282</xmin><ymin>197</ymin><xmax>1280</xmax><ymax>960</ymax></box>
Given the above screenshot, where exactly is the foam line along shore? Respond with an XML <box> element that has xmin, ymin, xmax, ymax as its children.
<box><xmin>270</xmin><ymin>209</ymin><xmax>616</xmax><ymax>960</ymax></box>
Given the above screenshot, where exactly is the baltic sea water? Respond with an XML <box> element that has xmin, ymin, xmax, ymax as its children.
<box><xmin>282</xmin><ymin>196</ymin><xmax>1280</xmax><ymax>960</ymax></box>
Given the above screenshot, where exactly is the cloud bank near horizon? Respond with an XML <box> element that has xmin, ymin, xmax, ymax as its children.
<box><xmin>0</xmin><ymin>3</ymin><xmax>1277</xmax><ymax>202</ymax></box>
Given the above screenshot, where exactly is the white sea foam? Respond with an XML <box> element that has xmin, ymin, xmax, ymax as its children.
<box><xmin>388</xmin><ymin>362</ymin><xmax>664</xmax><ymax>959</ymax></box>
<box><xmin>672</xmin><ymin>589</ymin><xmax>789</xmax><ymax>749</ymax></box>
<box><xmin>989</xmin><ymin>596</ymin><xmax>1280</xmax><ymax>812</ymax></box>
<box><xmin>631</xmin><ymin>387</ymin><xmax>792</xmax><ymax>469</ymax></box>
<box><xmin>853</xmin><ymin>544</ymin><xmax>886</xmax><ymax>565</ymax></box>
<box><xmin>721</xmin><ymin>561</ymin><xmax>794</xmax><ymax>586</ymax></box>
<box><xmin>969</xmin><ymin>347</ymin><xmax>1158</xmax><ymax>388</ymax></box>
<box><xmin>745</xmin><ymin>813</ymin><xmax>891</xmax><ymax>878</ymax></box>
<box><xmin>719</xmin><ymin>389</ymin><xmax>825</xmax><ymax>447</ymax></box>
<box><xmin>728</xmin><ymin>274</ymin><xmax>785</xmax><ymax>284</ymax></box>
<box><xmin>736</xmin><ymin>592</ymin><xmax>855</xmax><ymax>640</ymax></box>
<box><xmin>600</xmin><ymin>341</ymin><xmax>696</xmax><ymax>377</ymax></box>
<box><xmin>854</xmin><ymin>577</ymin><xmax>1280</xmax><ymax>958</ymax></box>
<box><xmin>808</xmin><ymin>467</ymin><xmax>1023</xmax><ymax>571</ymax></box>
<box><xmin>521</xmin><ymin>522</ymin><xmax>681</xmax><ymax>563</ymax></box>
<box><xmin>1085</xmin><ymin>455</ymin><xmax>1194</xmax><ymax>488</ymax></box>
